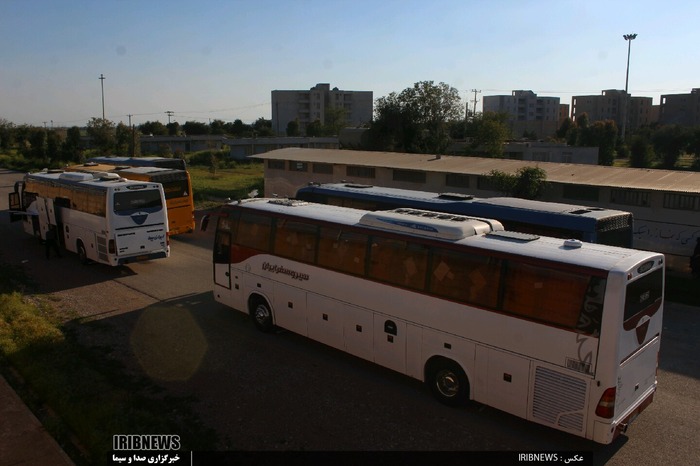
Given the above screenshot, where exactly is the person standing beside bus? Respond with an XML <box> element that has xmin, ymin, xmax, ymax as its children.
<box><xmin>691</xmin><ymin>237</ymin><xmax>700</xmax><ymax>278</ymax></box>
<box><xmin>45</xmin><ymin>225</ymin><xmax>62</xmax><ymax>259</ymax></box>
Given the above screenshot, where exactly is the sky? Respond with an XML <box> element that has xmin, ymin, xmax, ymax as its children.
<box><xmin>2</xmin><ymin>0</ymin><xmax>699</xmax><ymax>128</ymax></box>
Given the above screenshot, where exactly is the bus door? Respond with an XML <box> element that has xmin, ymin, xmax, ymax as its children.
<box><xmin>36</xmin><ymin>196</ymin><xmax>58</xmax><ymax>241</ymax></box>
<box><xmin>213</xmin><ymin>230</ymin><xmax>232</xmax><ymax>289</ymax></box>
<box><xmin>8</xmin><ymin>181</ymin><xmax>24</xmax><ymax>222</ymax></box>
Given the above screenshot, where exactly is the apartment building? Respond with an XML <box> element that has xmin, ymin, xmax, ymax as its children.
<box><xmin>271</xmin><ymin>83</ymin><xmax>373</xmax><ymax>136</ymax></box>
<box><xmin>571</xmin><ymin>89</ymin><xmax>655</xmax><ymax>132</ymax></box>
<box><xmin>660</xmin><ymin>88</ymin><xmax>700</xmax><ymax>126</ymax></box>
<box><xmin>482</xmin><ymin>90</ymin><xmax>561</xmax><ymax>138</ymax></box>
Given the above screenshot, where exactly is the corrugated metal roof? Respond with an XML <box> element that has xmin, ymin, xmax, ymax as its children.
<box><xmin>255</xmin><ymin>147</ymin><xmax>700</xmax><ymax>193</ymax></box>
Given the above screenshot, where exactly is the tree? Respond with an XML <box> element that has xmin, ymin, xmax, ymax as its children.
<box><xmin>629</xmin><ymin>136</ymin><xmax>653</xmax><ymax>168</ymax></box>
<box><xmin>652</xmin><ymin>125</ymin><xmax>689</xmax><ymax>169</ymax></box>
<box><xmin>46</xmin><ymin>130</ymin><xmax>62</xmax><ymax>163</ymax></box>
<box><xmin>485</xmin><ymin>166</ymin><xmax>547</xmax><ymax>199</ymax></box>
<box><xmin>286</xmin><ymin>119</ymin><xmax>300</xmax><ymax>137</ymax></box>
<box><xmin>366</xmin><ymin>81</ymin><xmax>463</xmax><ymax>154</ymax></box>
<box><xmin>588</xmin><ymin>120</ymin><xmax>618</xmax><ymax>166</ymax></box>
<box><xmin>323</xmin><ymin>106</ymin><xmax>346</xmax><ymax>136</ymax></box>
<box><xmin>0</xmin><ymin>118</ymin><xmax>14</xmax><ymax>151</ymax></box>
<box><xmin>305</xmin><ymin>119</ymin><xmax>323</xmax><ymax>137</ymax></box>
<box><xmin>86</xmin><ymin>117</ymin><xmax>115</xmax><ymax>154</ymax></box>
<box><xmin>166</xmin><ymin>121</ymin><xmax>180</xmax><ymax>136</ymax></box>
<box><xmin>139</xmin><ymin>121</ymin><xmax>168</xmax><ymax>136</ymax></box>
<box><xmin>115</xmin><ymin>122</ymin><xmax>132</xmax><ymax>156</ymax></box>
<box><xmin>556</xmin><ymin>117</ymin><xmax>575</xmax><ymax>140</ymax></box>
<box><xmin>61</xmin><ymin>126</ymin><xmax>83</xmax><ymax>163</ymax></box>
<box><xmin>182</xmin><ymin>121</ymin><xmax>210</xmax><ymax>135</ymax></box>
<box><xmin>27</xmin><ymin>128</ymin><xmax>47</xmax><ymax>161</ymax></box>
<box><xmin>252</xmin><ymin>117</ymin><xmax>274</xmax><ymax>137</ymax></box>
<box><xmin>209</xmin><ymin>119</ymin><xmax>226</xmax><ymax>135</ymax></box>
<box><xmin>688</xmin><ymin>127</ymin><xmax>700</xmax><ymax>169</ymax></box>
<box><xmin>467</xmin><ymin>112</ymin><xmax>511</xmax><ymax>157</ymax></box>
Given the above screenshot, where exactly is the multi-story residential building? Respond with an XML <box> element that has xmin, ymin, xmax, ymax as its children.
<box><xmin>571</xmin><ymin>89</ymin><xmax>655</xmax><ymax>132</ymax></box>
<box><xmin>659</xmin><ymin>88</ymin><xmax>700</xmax><ymax>126</ymax></box>
<box><xmin>482</xmin><ymin>90</ymin><xmax>561</xmax><ymax>139</ymax></box>
<box><xmin>271</xmin><ymin>83</ymin><xmax>373</xmax><ymax>136</ymax></box>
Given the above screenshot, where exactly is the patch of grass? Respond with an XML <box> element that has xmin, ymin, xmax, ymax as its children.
<box><xmin>189</xmin><ymin>161</ymin><xmax>264</xmax><ymax>210</ymax></box>
<box><xmin>0</xmin><ymin>265</ymin><xmax>218</xmax><ymax>465</ymax></box>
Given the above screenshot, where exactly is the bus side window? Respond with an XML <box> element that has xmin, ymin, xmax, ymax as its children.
<box><xmin>274</xmin><ymin>219</ymin><xmax>318</xmax><ymax>264</ymax></box>
<box><xmin>317</xmin><ymin>227</ymin><xmax>368</xmax><ymax>276</ymax></box>
<box><xmin>429</xmin><ymin>248</ymin><xmax>500</xmax><ymax>308</ymax></box>
<box><xmin>236</xmin><ymin>212</ymin><xmax>272</xmax><ymax>252</ymax></box>
<box><xmin>502</xmin><ymin>262</ymin><xmax>590</xmax><ymax>329</ymax></box>
<box><xmin>369</xmin><ymin>237</ymin><xmax>428</xmax><ymax>290</ymax></box>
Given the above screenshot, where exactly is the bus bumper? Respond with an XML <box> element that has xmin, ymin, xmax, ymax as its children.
<box><xmin>117</xmin><ymin>250</ymin><xmax>169</xmax><ymax>265</ymax></box>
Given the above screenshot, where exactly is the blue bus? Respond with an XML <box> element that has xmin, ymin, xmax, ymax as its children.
<box><xmin>295</xmin><ymin>183</ymin><xmax>633</xmax><ymax>247</ymax></box>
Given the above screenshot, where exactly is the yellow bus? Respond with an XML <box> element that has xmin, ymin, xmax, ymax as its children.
<box><xmin>66</xmin><ymin>162</ymin><xmax>195</xmax><ymax>235</ymax></box>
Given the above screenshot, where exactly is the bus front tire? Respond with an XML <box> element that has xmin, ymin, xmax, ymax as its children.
<box><xmin>249</xmin><ymin>296</ymin><xmax>274</xmax><ymax>333</ymax></box>
<box><xmin>426</xmin><ymin>358</ymin><xmax>469</xmax><ymax>407</ymax></box>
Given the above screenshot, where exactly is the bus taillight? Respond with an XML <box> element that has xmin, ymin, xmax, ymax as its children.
<box><xmin>109</xmin><ymin>239</ymin><xmax>116</xmax><ymax>254</ymax></box>
<box><xmin>596</xmin><ymin>387</ymin><xmax>616</xmax><ymax>418</ymax></box>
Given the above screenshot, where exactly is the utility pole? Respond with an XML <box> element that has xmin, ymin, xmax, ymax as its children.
<box><xmin>99</xmin><ymin>74</ymin><xmax>106</xmax><ymax>120</ymax></box>
<box><xmin>128</xmin><ymin>114</ymin><xmax>135</xmax><ymax>157</ymax></box>
<box><xmin>621</xmin><ymin>33</ymin><xmax>637</xmax><ymax>141</ymax></box>
<box><xmin>471</xmin><ymin>89</ymin><xmax>481</xmax><ymax>118</ymax></box>
<box><xmin>165</xmin><ymin>110</ymin><xmax>174</xmax><ymax>124</ymax></box>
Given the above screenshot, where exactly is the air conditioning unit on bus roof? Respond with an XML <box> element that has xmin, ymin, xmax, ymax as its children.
<box><xmin>359</xmin><ymin>208</ymin><xmax>503</xmax><ymax>241</ymax></box>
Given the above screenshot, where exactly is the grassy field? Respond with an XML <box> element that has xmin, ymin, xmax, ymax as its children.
<box><xmin>188</xmin><ymin>162</ymin><xmax>264</xmax><ymax>210</ymax></box>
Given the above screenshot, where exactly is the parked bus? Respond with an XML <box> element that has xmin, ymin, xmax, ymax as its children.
<box><xmin>9</xmin><ymin>170</ymin><xmax>170</xmax><ymax>266</ymax></box>
<box><xmin>208</xmin><ymin>198</ymin><xmax>663</xmax><ymax>444</ymax></box>
<box><xmin>296</xmin><ymin>183</ymin><xmax>634</xmax><ymax>247</ymax></box>
<box><xmin>67</xmin><ymin>162</ymin><xmax>195</xmax><ymax>235</ymax></box>
<box><xmin>87</xmin><ymin>155</ymin><xmax>187</xmax><ymax>170</ymax></box>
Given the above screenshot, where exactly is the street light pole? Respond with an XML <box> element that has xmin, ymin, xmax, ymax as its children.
<box><xmin>99</xmin><ymin>73</ymin><xmax>106</xmax><ymax>120</ymax></box>
<box><xmin>621</xmin><ymin>33</ymin><xmax>637</xmax><ymax>141</ymax></box>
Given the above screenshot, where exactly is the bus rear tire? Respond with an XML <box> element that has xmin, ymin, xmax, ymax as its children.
<box><xmin>249</xmin><ymin>296</ymin><xmax>274</xmax><ymax>333</ymax></box>
<box><xmin>77</xmin><ymin>241</ymin><xmax>89</xmax><ymax>265</ymax></box>
<box><xmin>426</xmin><ymin>358</ymin><xmax>469</xmax><ymax>407</ymax></box>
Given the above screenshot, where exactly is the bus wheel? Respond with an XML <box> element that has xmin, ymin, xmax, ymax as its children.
<box><xmin>249</xmin><ymin>296</ymin><xmax>274</xmax><ymax>333</ymax></box>
<box><xmin>426</xmin><ymin>358</ymin><xmax>469</xmax><ymax>407</ymax></box>
<box><xmin>77</xmin><ymin>241</ymin><xmax>89</xmax><ymax>265</ymax></box>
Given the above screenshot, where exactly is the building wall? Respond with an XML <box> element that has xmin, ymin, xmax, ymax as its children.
<box><xmin>271</xmin><ymin>83</ymin><xmax>373</xmax><ymax>136</ymax></box>
<box><xmin>571</xmin><ymin>90</ymin><xmax>654</xmax><ymax>132</ymax></box>
<box><xmin>483</xmin><ymin>90</ymin><xmax>561</xmax><ymax>138</ymax></box>
<box><xmin>261</xmin><ymin>153</ymin><xmax>700</xmax><ymax>272</ymax></box>
<box><xmin>660</xmin><ymin>88</ymin><xmax>700</xmax><ymax>126</ymax></box>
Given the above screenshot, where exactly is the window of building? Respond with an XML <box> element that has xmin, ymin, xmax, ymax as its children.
<box><xmin>289</xmin><ymin>162</ymin><xmax>308</xmax><ymax>172</ymax></box>
<box><xmin>562</xmin><ymin>185</ymin><xmax>599</xmax><ymax>202</ymax></box>
<box><xmin>268</xmin><ymin>160</ymin><xmax>285</xmax><ymax>170</ymax></box>
<box><xmin>445</xmin><ymin>173</ymin><xmax>470</xmax><ymax>188</ymax></box>
<box><xmin>312</xmin><ymin>163</ymin><xmax>333</xmax><ymax>174</ymax></box>
<box><xmin>663</xmin><ymin>193</ymin><xmax>699</xmax><ymax>211</ymax></box>
<box><xmin>346</xmin><ymin>166</ymin><xmax>376</xmax><ymax>179</ymax></box>
<box><xmin>610</xmin><ymin>189</ymin><xmax>650</xmax><ymax>207</ymax></box>
<box><xmin>392</xmin><ymin>169</ymin><xmax>426</xmax><ymax>183</ymax></box>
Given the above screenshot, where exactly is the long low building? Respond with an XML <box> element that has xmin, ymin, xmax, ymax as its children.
<box><xmin>253</xmin><ymin>147</ymin><xmax>700</xmax><ymax>272</ymax></box>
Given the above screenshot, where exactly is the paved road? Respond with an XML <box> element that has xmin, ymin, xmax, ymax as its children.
<box><xmin>1</xmin><ymin>168</ymin><xmax>699</xmax><ymax>465</ymax></box>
